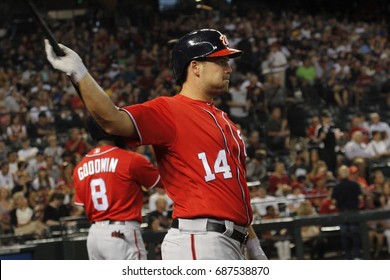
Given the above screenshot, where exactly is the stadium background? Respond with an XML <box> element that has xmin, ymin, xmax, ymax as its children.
<box><xmin>0</xmin><ymin>0</ymin><xmax>390</xmax><ymax>260</ymax></box>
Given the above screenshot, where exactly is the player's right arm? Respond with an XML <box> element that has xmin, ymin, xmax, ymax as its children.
<box><xmin>78</xmin><ymin>73</ymin><xmax>136</xmax><ymax>138</ymax></box>
<box><xmin>44</xmin><ymin>40</ymin><xmax>137</xmax><ymax>139</ymax></box>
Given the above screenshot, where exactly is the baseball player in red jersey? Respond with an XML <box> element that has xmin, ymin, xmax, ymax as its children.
<box><xmin>73</xmin><ymin>117</ymin><xmax>163</xmax><ymax>260</ymax></box>
<box><xmin>45</xmin><ymin>28</ymin><xmax>267</xmax><ymax>260</ymax></box>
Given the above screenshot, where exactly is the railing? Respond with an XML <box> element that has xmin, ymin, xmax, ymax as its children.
<box><xmin>252</xmin><ymin>208</ymin><xmax>390</xmax><ymax>259</ymax></box>
<box><xmin>1</xmin><ymin>209</ymin><xmax>389</xmax><ymax>259</ymax></box>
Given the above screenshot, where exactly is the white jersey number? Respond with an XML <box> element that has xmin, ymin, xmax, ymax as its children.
<box><xmin>198</xmin><ymin>149</ymin><xmax>232</xmax><ymax>182</ymax></box>
<box><xmin>90</xmin><ymin>178</ymin><xmax>109</xmax><ymax>211</ymax></box>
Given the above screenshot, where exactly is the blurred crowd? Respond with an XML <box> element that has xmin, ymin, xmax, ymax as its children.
<box><xmin>0</xmin><ymin>3</ymin><xmax>390</xmax><ymax>258</ymax></box>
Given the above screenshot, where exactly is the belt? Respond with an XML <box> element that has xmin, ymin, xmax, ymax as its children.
<box><xmin>171</xmin><ymin>219</ymin><xmax>248</xmax><ymax>245</ymax></box>
<box><xmin>93</xmin><ymin>220</ymin><xmax>127</xmax><ymax>225</ymax></box>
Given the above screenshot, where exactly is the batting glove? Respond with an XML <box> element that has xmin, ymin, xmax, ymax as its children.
<box><xmin>246</xmin><ymin>237</ymin><xmax>268</xmax><ymax>260</ymax></box>
<box><xmin>44</xmin><ymin>39</ymin><xmax>88</xmax><ymax>83</ymax></box>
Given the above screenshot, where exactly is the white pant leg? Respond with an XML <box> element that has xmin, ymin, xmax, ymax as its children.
<box><xmin>283</xmin><ymin>240</ymin><xmax>291</xmax><ymax>260</ymax></box>
<box><xmin>274</xmin><ymin>240</ymin><xmax>291</xmax><ymax>260</ymax></box>
<box><xmin>87</xmin><ymin>222</ymin><xmax>147</xmax><ymax>260</ymax></box>
<box><xmin>161</xmin><ymin>228</ymin><xmax>245</xmax><ymax>260</ymax></box>
<box><xmin>384</xmin><ymin>229</ymin><xmax>390</xmax><ymax>254</ymax></box>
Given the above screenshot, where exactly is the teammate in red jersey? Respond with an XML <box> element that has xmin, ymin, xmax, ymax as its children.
<box><xmin>73</xmin><ymin>117</ymin><xmax>162</xmax><ymax>260</ymax></box>
<box><xmin>45</xmin><ymin>28</ymin><xmax>267</xmax><ymax>260</ymax></box>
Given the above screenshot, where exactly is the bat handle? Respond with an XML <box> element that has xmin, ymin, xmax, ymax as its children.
<box><xmin>24</xmin><ymin>0</ymin><xmax>65</xmax><ymax>57</ymax></box>
<box><xmin>48</xmin><ymin>37</ymin><xmax>65</xmax><ymax>57</ymax></box>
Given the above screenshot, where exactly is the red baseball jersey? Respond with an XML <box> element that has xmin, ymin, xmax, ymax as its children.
<box><xmin>73</xmin><ymin>145</ymin><xmax>161</xmax><ymax>223</ymax></box>
<box><xmin>122</xmin><ymin>94</ymin><xmax>252</xmax><ymax>226</ymax></box>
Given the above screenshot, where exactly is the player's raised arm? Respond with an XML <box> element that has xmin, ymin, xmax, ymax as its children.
<box><xmin>44</xmin><ymin>39</ymin><xmax>136</xmax><ymax>139</ymax></box>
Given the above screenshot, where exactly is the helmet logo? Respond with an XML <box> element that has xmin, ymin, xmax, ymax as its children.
<box><xmin>220</xmin><ymin>35</ymin><xmax>229</xmax><ymax>46</ymax></box>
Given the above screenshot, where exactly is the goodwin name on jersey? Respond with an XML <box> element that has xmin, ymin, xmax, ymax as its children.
<box><xmin>77</xmin><ymin>157</ymin><xmax>119</xmax><ymax>181</ymax></box>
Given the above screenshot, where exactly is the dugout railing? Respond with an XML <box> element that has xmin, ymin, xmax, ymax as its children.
<box><xmin>1</xmin><ymin>208</ymin><xmax>389</xmax><ymax>259</ymax></box>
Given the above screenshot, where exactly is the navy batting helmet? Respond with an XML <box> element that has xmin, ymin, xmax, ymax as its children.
<box><xmin>171</xmin><ymin>29</ymin><xmax>243</xmax><ymax>84</ymax></box>
<box><xmin>86</xmin><ymin>116</ymin><xmax>126</xmax><ymax>148</ymax></box>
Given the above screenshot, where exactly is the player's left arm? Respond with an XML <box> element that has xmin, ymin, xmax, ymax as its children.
<box><xmin>246</xmin><ymin>225</ymin><xmax>268</xmax><ymax>260</ymax></box>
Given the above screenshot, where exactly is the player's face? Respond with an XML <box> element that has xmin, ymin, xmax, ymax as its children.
<box><xmin>199</xmin><ymin>57</ymin><xmax>232</xmax><ymax>95</ymax></box>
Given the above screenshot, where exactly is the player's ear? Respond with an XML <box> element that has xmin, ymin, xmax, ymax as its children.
<box><xmin>189</xmin><ymin>60</ymin><xmax>201</xmax><ymax>77</ymax></box>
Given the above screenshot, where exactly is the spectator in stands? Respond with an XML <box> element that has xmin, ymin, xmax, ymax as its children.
<box><xmin>366</xmin><ymin>130</ymin><xmax>390</xmax><ymax>161</ymax></box>
<box><xmin>246</xmin><ymin>149</ymin><xmax>267</xmax><ymax>181</ymax></box>
<box><xmin>31</xmin><ymin>166</ymin><xmax>55</xmax><ymax>191</ymax></box>
<box><xmin>366</xmin><ymin>169</ymin><xmax>386</xmax><ymax>208</ymax></box>
<box><xmin>148</xmin><ymin>187</ymin><xmax>173</xmax><ymax>213</ymax></box>
<box><xmin>43</xmin><ymin>191</ymin><xmax>70</xmax><ymax>231</ymax></box>
<box><xmin>265</xmin><ymin>42</ymin><xmax>288</xmax><ymax>89</ymax></box>
<box><xmin>318</xmin><ymin>194</ymin><xmax>339</xmax><ymax>215</ymax></box>
<box><xmin>10</xmin><ymin>191</ymin><xmax>46</xmax><ymax>238</ymax></box>
<box><xmin>296</xmin><ymin>200</ymin><xmax>327</xmax><ymax>259</ymax></box>
<box><xmin>296</xmin><ymin>57</ymin><xmax>316</xmax><ymax>104</ymax></box>
<box><xmin>364</xmin><ymin>193</ymin><xmax>386</xmax><ymax>259</ymax></box>
<box><xmin>285</xmin><ymin>58</ymin><xmax>299</xmax><ymax>98</ymax></box>
<box><xmin>243</xmin><ymin>72</ymin><xmax>267</xmax><ymax>124</ymax></box>
<box><xmin>6</xmin><ymin>114</ymin><xmax>27</xmax><ymax>148</ymax></box>
<box><xmin>44</xmin><ymin>155</ymin><xmax>61</xmax><ymax>183</ymax></box>
<box><xmin>4</xmin><ymin>87</ymin><xmax>25</xmax><ymax>113</ymax></box>
<box><xmin>288</xmin><ymin>150</ymin><xmax>309</xmax><ymax>182</ymax></box>
<box><xmin>380</xmin><ymin>181</ymin><xmax>390</xmax><ymax>256</ymax></box>
<box><xmin>55</xmin><ymin>161</ymin><xmax>75</xmax><ymax>194</ymax></box>
<box><xmin>12</xmin><ymin>170</ymin><xmax>32</xmax><ymax>197</ymax></box>
<box><xmin>64</xmin><ymin>127</ymin><xmax>92</xmax><ymax>158</ymax></box>
<box><xmin>225</xmin><ymin>79</ymin><xmax>251</xmax><ymax>132</ymax></box>
<box><xmin>0</xmin><ymin>139</ymin><xmax>9</xmax><ymax>162</ymax></box>
<box><xmin>308</xmin><ymin>160</ymin><xmax>334</xmax><ymax>185</ymax></box>
<box><xmin>368</xmin><ymin>112</ymin><xmax>390</xmax><ymax>140</ymax></box>
<box><xmin>286</xmin><ymin>91</ymin><xmax>308</xmax><ymax>148</ymax></box>
<box><xmin>261</xmin><ymin>205</ymin><xmax>291</xmax><ymax>260</ymax></box>
<box><xmin>315</xmin><ymin>111</ymin><xmax>341</xmax><ymax>175</ymax></box>
<box><xmin>54</xmin><ymin>106</ymin><xmax>83</xmax><ymax>134</ymax></box>
<box><xmin>12</xmin><ymin>160</ymin><xmax>30</xmax><ymax>185</ymax></box>
<box><xmin>0</xmin><ymin>161</ymin><xmax>14</xmax><ymax>191</ymax></box>
<box><xmin>43</xmin><ymin>134</ymin><xmax>64</xmax><ymax>165</ymax></box>
<box><xmin>348</xmin><ymin>114</ymin><xmax>369</xmax><ymax>142</ymax></box>
<box><xmin>148</xmin><ymin>196</ymin><xmax>172</xmax><ymax>230</ymax></box>
<box><xmin>245</xmin><ymin>130</ymin><xmax>264</xmax><ymax>159</ymax></box>
<box><xmin>6</xmin><ymin>150</ymin><xmax>18</xmax><ymax>175</ymax></box>
<box><xmin>348</xmin><ymin>165</ymin><xmax>369</xmax><ymax>194</ymax></box>
<box><xmin>249</xmin><ymin>182</ymin><xmax>278</xmax><ymax>219</ymax></box>
<box><xmin>307</xmin><ymin>148</ymin><xmax>321</xmax><ymax>179</ymax></box>
<box><xmin>286</xmin><ymin>186</ymin><xmax>306</xmax><ymax>216</ymax></box>
<box><xmin>264</xmin><ymin>106</ymin><xmax>290</xmax><ymax>155</ymax></box>
<box><xmin>0</xmin><ymin>187</ymin><xmax>13</xmax><ymax>234</ymax></box>
<box><xmin>17</xmin><ymin>137</ymin><xmax>38</xmax><ymax>164</ymax></box>
<box><xmin>27</xmin><ymin>111</ymin><xmax>55</xmax><ymax>148</ymax></box>
<box><xmin>332</xmin><ymin>165</ymin><xmax>363</xmax><ymax>259</ymax></box>
<box><xmin>308</xmin><ymin>170</ymin><xmax>331</xmax><ymax>210</ymax></box>
<box><xmin>344</xmin><ymin>131</ymin><xmax>372</xmax><ymax>162</ymax></box>
<box><xmin>307</xmin><ymin>117</ymin><xmax>321</xmax><ymax>149</ymax></box>
<box><xmin>263</xmin><ymin>73</ymin><xmax>287</xmax><ymax>112</ymax></box>
<box><xmin>268</xmin><ymin>161</ymin><xmax>290</xmax><ymax>196</ymax></box>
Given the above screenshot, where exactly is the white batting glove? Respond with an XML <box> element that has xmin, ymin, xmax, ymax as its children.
<box><xmin>44</xmin><ymin>39</ymin><xmax>88</xmax><ymax>83</ymax></box>
<box><xmin>246</xmin><ymin>237</ymin><xmax>268</xmax><ymax>260</ymax></box>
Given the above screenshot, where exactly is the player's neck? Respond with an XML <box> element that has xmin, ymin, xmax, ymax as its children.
<box><xmin>180</xmin><ymin>83</ymin><xmax>214</xmax><ymax>102</ymax></box>
<box><xmin>97</xmin><ymin>140</ymin><xmax>115</xmax><ymax>146</ymax></box>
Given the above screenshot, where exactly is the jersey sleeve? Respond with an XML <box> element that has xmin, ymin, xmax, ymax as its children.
<box><xmin>130</xmin><ymin>152</ymin><xmax>162</xmax><ymax>190</ymax></box>
<box><xmin>121</xmin><ymin>97</ymin><xmax>176</xmax><ymax>147</ymax></box>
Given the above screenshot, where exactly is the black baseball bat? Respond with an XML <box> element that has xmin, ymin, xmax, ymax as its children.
<box><xmin>24</xmin><ymin>0</ymin><xmax>84</xmax><ymax>100</ymax></box>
